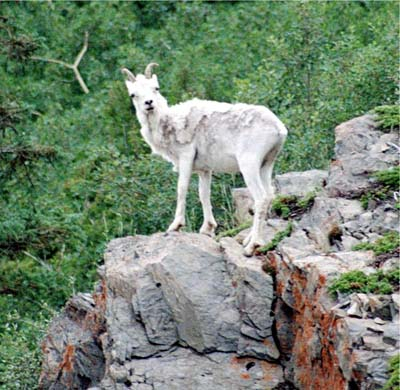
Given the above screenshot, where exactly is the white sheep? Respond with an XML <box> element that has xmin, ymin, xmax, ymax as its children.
<box><xmin>122</xmin><ymin>63</ymin><xmax>287</xmax><ymax>256</ymax></box>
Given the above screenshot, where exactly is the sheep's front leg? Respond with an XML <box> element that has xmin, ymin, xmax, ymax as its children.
<box><xmin>198</xmin><ymin>170</ymin><xmax>217</xmax><ymax>237</ymax></box>
<box><xmin>167</xmin><ymin>153</ymin><xmax>194</xmax><ymax>232</ymax></box>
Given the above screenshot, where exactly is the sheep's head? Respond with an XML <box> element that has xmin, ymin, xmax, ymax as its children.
<box><xmin>121</xmin><ymin>63</ymin><xmax>167</xmax><ymax>117</ymax></box>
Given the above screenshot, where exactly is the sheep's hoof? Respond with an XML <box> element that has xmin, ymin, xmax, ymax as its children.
<box><xmin>243</xmin><ymin>239</ymin><xmax>264</xmax><ymax>257</ymax></box>
<box><xmin>167</xmin><ymin>220</ymin><xmax>185</xmax><ymax>232</ymax></box>
<box><xmin>199</xmin><ymin>221</ymin><xmax>217</xmax><ymax>237</ymax></box>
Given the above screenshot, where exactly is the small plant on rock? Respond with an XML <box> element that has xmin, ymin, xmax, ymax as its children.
<box><xmin>257</xmin><ymin>221</ymin><xmax>293</xmax><ymax>253</ymax></box>
<box><xmin>328</xmin><ymin>269</ymin><xmax>399</xmax><ymax>297</ymax></box>
<box><xmin>353</xmin><ymin>231</ymin><xmax>399</xmax><ymax>256</ymax></box>
<box><xmin>373</xmin><ymin>105</ymin><xmax>400</xmax><ymax>132</ymax></box>
<box><xmin>271</xmin><ymin>191</ymin><xmax>316</xmax><ymax>220</ymax></box>
<box><xmin>383</xmin><ymin>354</ymin><xmax>400</xmax><ymax>390</ymax></box>
<box><xmin>216</xmin><ymin>221</ymin><xmax>252</xmax><ymax>241</ymax></box>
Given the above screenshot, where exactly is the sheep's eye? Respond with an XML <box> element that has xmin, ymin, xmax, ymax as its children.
<box><xmin>155</xmin><ymin>87</ymin><xmax>160</xmax><ymax>91</ymax></box>
<box><xmin>130</xmin><ymin>93</ymin><xmax>135</xmax><ymax>98</ymax></box>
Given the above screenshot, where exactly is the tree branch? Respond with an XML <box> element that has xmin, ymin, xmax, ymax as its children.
<box><xmin>30</xmin><ymin>31</ymin><xmax>90</xmax><ymax>94</ymax></box>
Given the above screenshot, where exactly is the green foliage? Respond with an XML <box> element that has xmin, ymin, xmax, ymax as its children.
<box><xmin>328</xmin><ymin>269</ymin><xmax>399</xmax><ymax>297</ymax></box>
<box><xmin>271</xmin><ymin>191</ymin><xmax>316</xmax><ymax>219</ymax></box>
<box><xmin>374</xmin><ymin>166</ymin><xmax>400</xmax><ymax>191</ymax></box>
<box><xmin>0</xmin><ymin>2</ymin><xmax>398</xmax><ymax>386</ymax></box>
<box><xmin>258</xmin><ymin>221</ymin><xmax>293</xmax><ymax>253</ymax></box>
<box><xmin>216</xmin><ymin>221</ymin><xmax>252</xmax><ymax>241</ymax></box>
<box><xmin>359</xmin><ymin>167</ymin><xmax>399</xmax><ymax>209</ymax></box>
<box><xmin>384</xmin><ymin>354</ymin><xmax>400</xmax><ymax>390</ymax></box>
<box><xmin>353</xmin><ymin>231</ymin><xmax>399</xmax><ymax>256</ymax></box>
<box><xmin>0</xmin><ymin>308</ymin><xmax>51</xmax><ymax>390</ymax></box>
<box><xmin>373</xmin><ymin>105</ymin><xmax>400</xmax><ymax>132</ymax></box>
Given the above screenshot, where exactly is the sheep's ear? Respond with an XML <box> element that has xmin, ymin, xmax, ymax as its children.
<box><xmin>124</xmin><ymin>80</ymin><xmax>136</xmax><ymax>96</ymax></box>
<box><xmin>152</xmin><ymin>74</ymin><xmax>158</xmax><ymax>82</ymax></box>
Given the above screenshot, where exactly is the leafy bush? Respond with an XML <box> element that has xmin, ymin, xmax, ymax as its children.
<box><xmin>216</xmin><ymin>221</ymin><xmax>252</xmax><ymax>241</ymax></box>
<box><xmin>0</xmin><ymin>308</ymin><xmax>51</xmax><ymax>390</ymax></box>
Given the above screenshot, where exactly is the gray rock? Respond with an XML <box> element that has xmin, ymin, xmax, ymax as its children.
<box><xmin>100</xmin><ymin>233</ymin><xmax>281</xmax><ymax>388</ymax></box>
<box><xmin>234</xmin><ymin>218</ymin><xmax>289</xmax><ymax>247</ymax></box>
<box><xmin>104</xmin><ymin>233</ymin><xmax>240</xmax><ymax>357</ymax></box>
<box><xmin>232</xmin><ymin>188</ymin><xmax>254</xmax><ymax>224</ymax></box>
<box><xmin>274</xmin><ymin>169</ymin><xmax>328</xmax><ymax>197</ymax></box>
<box><xmin>326</xmin><ymin>114</ymin><xmax>398</xmax><ymax>198</ymax></box>
<box><xmin>117</xmin><ymin>348</ymin><xmax>284</xmax><ymax>390</ymax></box>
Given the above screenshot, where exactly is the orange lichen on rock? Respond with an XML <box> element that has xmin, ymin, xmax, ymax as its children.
<box><xmin>288</xmin><ymin>266</ymin><xmax>348</xmax><ymax>390</ymax></box>
<box><xmin>93</xmin><ymin>278</ymin><xmax>107</xmax><ymax>313</ymax></box>
<box><xmin>59</xmin><ymin>345</ymin><xmax>75</xmax><ymax>372</ymax></box>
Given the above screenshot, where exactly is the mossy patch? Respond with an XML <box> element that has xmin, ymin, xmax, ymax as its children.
<box><xmin>257</xmin><ymin>221</ymin><xmax>293</xmax><ymax>254</ymax></box>
<box><xmin>353</xmin><ymin>231</ymin><xmax>399</xmax><ymax>256</ymax></box>
<box><xmin>216</xmin><ymin>221</ymin><xmax>252</xmax><ymax>241</ymax></box>
<box><xmin>328</xmin><ymin>269</ymin><xmax>399</xmax><ymax>297</ymax></box>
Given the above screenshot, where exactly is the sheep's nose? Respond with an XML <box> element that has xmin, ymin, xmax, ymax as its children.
<box><xmin>145</xmin><ymin>100</ymin><xmax>153</xmax><ymax>105</ymax></box>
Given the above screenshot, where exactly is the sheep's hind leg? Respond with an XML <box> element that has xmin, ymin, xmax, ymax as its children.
<box><xmin>238</xmin><ymin>158</ymin><xmax>268</xmax><ymax>256</ymax></box>
<box><xmin>198</xmin><ymin>170</ymin><xmax>217</xmax><ymax>237</ymax></box>
<box><xmin>167</xmin><ymin>154</ymin><xmax>194</xmax><ymax>232</ymax></box>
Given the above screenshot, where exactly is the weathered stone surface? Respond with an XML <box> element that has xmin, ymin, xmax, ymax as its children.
<box><xmin>274</xmin><ymin>169</ymin><xmax>328</xmax><ymax>197</ymax></box>
<box><xmin>101</xmin><ymin>349</ymin><xmax>284</xmax><ymax>390</ymax></box>
<box><xmin>99</xmin><ymin>233</ymin><xmax>283</xmax><ymax>388</ymax></box>
<box><xmin>39</xmin><ymin>293</ymin><xmax>106</xmax><ymax>390</ymax></box>
<box><xmin>326</xmin><ymin>114</ymin><xmax>398</xmax><ymax>198</ymax></box>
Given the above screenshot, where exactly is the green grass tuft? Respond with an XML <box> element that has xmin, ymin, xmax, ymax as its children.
<box><xmin>374</xmin><ymin>166</ymin><xmax>400</xmax><ymax>191</ymax></box>
<box><xmin>373</xmin><ymin>105</ymin><xmax>400</xmax><ymax>132</ymax></box>
<box><xmin>216</xmin><ymin>221</ymin><xmax>252</xmax><ymax>241</ymax></box>
<box><xmin>352</xmin><ymin>231</ymin><xmax>399</xmax><ymax>256</ymax></box>
<box><xmin>271</xmin><ymin>191</ymin><xmax>317</xmax><ymax>220</ymax></box>
<box><xmin>328</xmin><ymin>269</ymin><xmax>399</xmax><ymax>297</ymax></box>
<box><xmin>257</xmin><ymin>221</ymin><xmax>293</xmax><ymax>253</ymax></box>
<box><xmin>383</xmin><ymin>354</ymin><xmax>400</xmax><ymax>390</ymax></box>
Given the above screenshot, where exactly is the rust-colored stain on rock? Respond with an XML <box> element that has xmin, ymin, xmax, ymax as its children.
<box><xmin>288</xmin><ymin>267</ymin><xmax>348</xmax><ymax>390</ymax></box>
<box><xmin>59</xmin><ymin>345</ymin><xmax>75</xmax><ymax>372</ymax></box>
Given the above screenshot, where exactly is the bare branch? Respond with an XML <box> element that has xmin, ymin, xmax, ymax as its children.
<box><xmin>30</xmin><ymin>31</ymin><xmax>90</xmax><ymax>94</ymax></box>
<box><xmin>74</xmin><ymin>31</ymin><xmax>88</xmax><ymax>68</ymax></box>
<box><xmin>31</xmin><ymin>56</ymin><xmax>73</xmax><ymax>69</ymax></box>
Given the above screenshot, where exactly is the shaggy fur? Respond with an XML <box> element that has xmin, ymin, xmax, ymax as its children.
<box><xmin>122</xmin><ymin>64</ymin><xmax>287</xmax><ymax>255</ymax></box>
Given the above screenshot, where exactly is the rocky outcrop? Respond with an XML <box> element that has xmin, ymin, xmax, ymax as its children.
<box><xmin>40</xmin><ymin>233</ymin><xmax>286</xmax><ymax>389</ymax></box>
<box><xmin>326</xmin><ymin>114</ymin><xmax>398</xmax><ymax>198</ymax></box>
<box><xmin>40</xmin><ymin>114</ymin><xmax>399</xmax><ymax>389</ymax></box>
<box><xmin>267</xmin><ymin>114</ymin><xmax>399</xmax><ymax>389</ymax></box>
